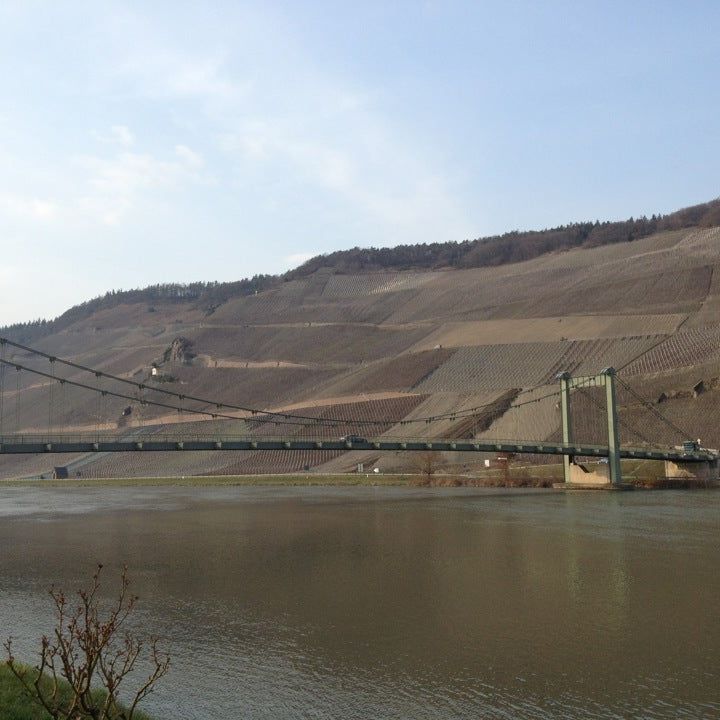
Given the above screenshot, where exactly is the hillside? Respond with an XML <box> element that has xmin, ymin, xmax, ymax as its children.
<box><xmin>5</xmin><ymin>197</ymin><xmax>719</xmax><ymax>345</ymax></box>
<box><xmin>2</xmin><ymin>203</ymin><xmax>720</xmax><ymax>479</ymax></box>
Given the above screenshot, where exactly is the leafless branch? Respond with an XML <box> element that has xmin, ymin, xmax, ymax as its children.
<box><xmin>5</xmin><ymin>565</ymin><xmax>170</xmax><ymax>719</ymax></box>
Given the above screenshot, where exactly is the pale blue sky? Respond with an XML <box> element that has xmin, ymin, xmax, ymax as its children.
<box><xmin>1</xmin><ymin>1</ymin><xmax>718</xmax><ymax>324</ymax></box>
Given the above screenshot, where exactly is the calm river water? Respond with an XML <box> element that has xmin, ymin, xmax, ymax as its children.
<box><xmin>0</xmin><ymin>486</ymin><xmax>718</xmax><ymax>719</ymax></box>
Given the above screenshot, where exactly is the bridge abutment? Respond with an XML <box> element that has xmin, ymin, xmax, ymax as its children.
<box><xmin>663</xmin><ymin>459</ymin><xmax>718</xmax><ymax>484</ymax></box>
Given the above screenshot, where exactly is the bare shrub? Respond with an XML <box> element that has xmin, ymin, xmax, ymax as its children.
<box><xmin>413</xmin><ymin>451</ymin><xmax>446</xmax><ymax>485</ymax></box>
<box><xmin>5</xmin><ymin>564</ymin><xmax>169</xmax><ymax>720</ymax></box>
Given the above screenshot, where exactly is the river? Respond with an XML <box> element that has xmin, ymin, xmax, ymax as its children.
<box><xmin>0</xmin><ymin>486</ymin><xmax>718</xmax><ymax>719</ymax></box>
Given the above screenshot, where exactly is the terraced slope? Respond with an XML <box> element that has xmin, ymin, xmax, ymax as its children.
<box><xmin>3</xmin><ymin>220</ymin><xmax>720</xmax><ymax>479</ymax></box>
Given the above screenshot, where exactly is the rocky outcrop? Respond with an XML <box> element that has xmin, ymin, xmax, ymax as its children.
<box><xmin>162</xmin><ymin>337</ymin><xmax>195</xmax><ymax>365</ymax></box>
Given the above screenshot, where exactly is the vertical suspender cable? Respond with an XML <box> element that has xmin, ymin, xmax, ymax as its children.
<box><xmin>139</xmin><ymin>384</ymin><xmax>145</xmax><ymax>430</ymax></box>
<box><xmin>95</xmin><ymin>380</ymin><xmax>102</xmax><ymax>442</ymax></box>
<box><xmin>0</xmin><ymin>340</ymin><xmax>5</xmax><ymax>438</ymax></box>
<box><xmin>59</xmin><ymin>379</ymin><xmax>66</xmax><ymax>437</ymax></box>
<box><xmin>14</xmin><ymin>367</ymin><xmax>20</xmax><ymax>434</ymax></box>
<box><xmin>95</xmin><ymin>373</ymin><xmax>101</xmax><ymax>440</ymax></box>
<box><xmin>104</xmin><ymin>388</ymin><xmax>109</xmax><ymax>437</ymax></box>
<box><xmin>48</xmin><ymin>357</ymin><xmax>55</xmax><ymax>438</ymax></box>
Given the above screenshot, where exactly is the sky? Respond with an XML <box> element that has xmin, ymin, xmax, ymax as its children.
<box><xmin>1</xmin><ymin>0</ymin><xmax>719</xmax><ymax>325</ymax></box>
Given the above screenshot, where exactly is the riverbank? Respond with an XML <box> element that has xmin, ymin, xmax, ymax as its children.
<box><xmin>0</xmin><ymin>460</ymin><xmax>713</xmax><ymax>489</ymax></box>
<box><xmin>0</xmin><ymin>472</ymin><xmax>559</xmax><ymax>489</ymax></box>
<box><xmin>0</xmin><ymin>473</ymin><xmax>416</xmax><ymax>488</ymax></box>
<box><xmin>4</xmin><ymin>474</ymin><xmax>709</xmax><ymax>490</ymax></box>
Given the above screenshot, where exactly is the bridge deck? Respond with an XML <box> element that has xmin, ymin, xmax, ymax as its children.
<box><xmin>0</xmin><ymin>435</ymin><xmax>714</xmax><ymax>463</ymax></box>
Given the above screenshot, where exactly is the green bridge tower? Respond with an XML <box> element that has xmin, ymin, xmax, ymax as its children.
<box><xmin>557</xmin><ymin>367</ymin><xmax>622</xmax><ymax>486</ymax></box>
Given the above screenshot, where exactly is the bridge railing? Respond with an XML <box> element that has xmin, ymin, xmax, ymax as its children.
<box><xmin>0</xmin><ymin>433</ymin><xmax>715</xmax><ymax>462</ymax></box>
<box><xmin>0</xmin><ymin>432</ymin><xmax>640</xmax><ymax>449</ymax></box>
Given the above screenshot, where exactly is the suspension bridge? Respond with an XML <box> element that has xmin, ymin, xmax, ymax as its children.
<box><xmin>0</xmin><ymin>336</ymin><xmax>716</xmax><ymax>487</ymax></box>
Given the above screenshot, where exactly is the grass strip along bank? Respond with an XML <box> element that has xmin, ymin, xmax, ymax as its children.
<box><xmin>1</xmin><ymin>460</ymin><xmax>713</xmax><ymax>489</ymax></box>
<box><xmin>0</xmin><ymin>472</ymin><xmax>555</xmax><ymax>488</ymax></box>
<box><xmin>0</xmin><ymin>473</ymin><xmax>416</xmax><ymax>488</ymax></box>
<box><xmin>0</xmin><ymin>664</ymin><xmax>154</xmax><ymax>720</ymax></box>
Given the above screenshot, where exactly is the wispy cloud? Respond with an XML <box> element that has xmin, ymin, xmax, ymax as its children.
<box><xmin>222</xmin><ymin>114</ymin><xmax>469</xmax><ymax>243</ymax></box>
<box><xmin>103</xmin><ymin>6</ymin><xmax>472</xmax><ymax>245</ymax></box>
<box><xmin>92</xmin><ymin>124</ymin><xmax>135</xmax><ymax>147</ymax></box>
<box><xmin>0</xmin><ymin>2</ymin><xmax>477</xmax><ymax>325</ymax></box>
<box><xmin>0</xmin><ymin>141</ymin><xmax>210</xmax><ymax>231</ymax></box>
<box><xmin>175</xmin><ymin>144</ymin><xmax>204</xmax><ymax>168</ymax></box>
<box><xmin>283</xmin><ymin>252</ymin><xmax>315</xmax><ymax>268</ymax></box>
<box><xmin>0</xmin><ymin>192</ymin><xmax>58</xmax><ymax>221</ymax></box>
<box><xmin>110</xmin><ymin>124</ymin><xmax>135</xmax><ymax>147</ymax></box>
<box><xmin>72</xmin><ymin>146</ymin><xmax>211</xmax><ymax>226</ymax></box>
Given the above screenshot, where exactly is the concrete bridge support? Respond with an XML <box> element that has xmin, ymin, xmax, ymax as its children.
<box><xmin>663</xmin><ymin>459</ymin><xmax>719</xmax><ymax>484</ymax></box>
<box><xmin>568</xmin><ymin>461</ymin><xmax>611</xmax><ymax>486</ymax></box>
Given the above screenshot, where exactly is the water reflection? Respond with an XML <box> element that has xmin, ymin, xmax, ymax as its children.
<box><xmin>0</xmin><ymin>487</ymin><xmax>718</xmax><ymax>719</ymax></box>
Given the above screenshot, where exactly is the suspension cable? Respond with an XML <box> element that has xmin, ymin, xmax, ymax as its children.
<box><xmin>0</xmin><ymin>357</ymin><xmax>301</xmax><ymax>426</ymax></box>
<box><xmin>5</xmin><ymin>336</ymin><xmax>643</xmax><ymax>437</ymax></box>
<box><xmin>0</xmin><ymin>353</ymin><xmax>563</xmax><ymax>432</ymax></box>
<box><xmin>0</xmin><ymin>336</ymin><xmax>551</xmax><ymax>427</ymax></box>
<box><xmin>573</xmin><ymin>384</ymin><xmax>655</xmax><ymax>446</ymax></box>
<box><xmin>615</xmin><ymin>374</ymin><xmax>694</xmax><ymax>441</ymax></box>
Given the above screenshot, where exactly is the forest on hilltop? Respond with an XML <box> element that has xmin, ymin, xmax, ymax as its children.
<box><xmin>3</xmin><ymin>196</ymin><xmax>719</xmax><ymax>344</ymax></box>
<box><xmin>286</xmin><ymin>197</ymin><xmax>720</xmax><ymax>276</ymax></box>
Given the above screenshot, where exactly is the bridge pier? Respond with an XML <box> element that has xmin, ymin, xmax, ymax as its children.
<box><xmin>558</xmin><ymin>460</ymin><xmax>634</xmax><ymax>489</ymax></box>
<box><xmin>568</xmin><ymin>461</ymin><xmax>611</xmax><ymax>486</ymax></box>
